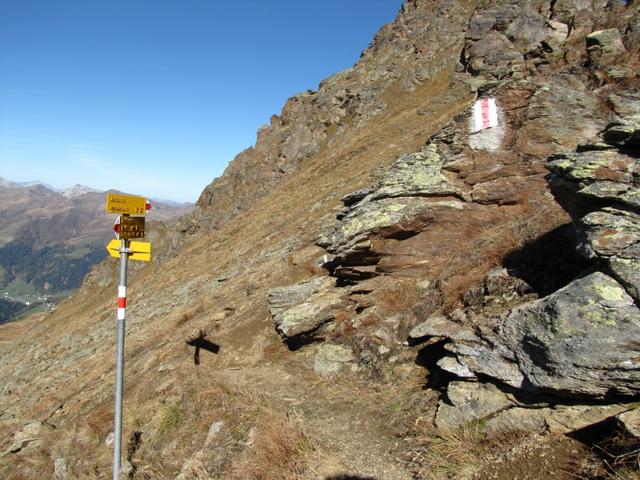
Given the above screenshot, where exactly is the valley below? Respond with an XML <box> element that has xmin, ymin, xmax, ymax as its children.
<box><xmin>0</xmin><ymin>179</ymin><xmax>192</xmax><ymax>323</ymax></box>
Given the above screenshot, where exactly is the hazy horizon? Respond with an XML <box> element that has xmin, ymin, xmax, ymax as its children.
<box><xmin>0</xmin><ymin>175</ymin><xmax>194</xmax><ymax>204</ymax></box>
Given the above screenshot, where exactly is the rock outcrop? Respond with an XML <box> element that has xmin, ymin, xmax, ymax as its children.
<box><xmin>187</xmin><ymin>0</ymin><xmax>478</xmax><ymax>233</ymax></box>
<box><xmin>405</xmin><ymin>99</ymin><xmax>640</xmax><ymax>427</ymax></box>
<box><xmin>317</xmin><ymin>145</ymin><xmax>466</xmax><ymax>265</ymax></box>
<box><xmin>587</xmin><ymin>28</ymin><xmax>628</xmax><ymax>67</ymax></box>
<box><xmin>268</xmin><ymin>277</ymin><xmax>345</xmax><ymax>345</ymax></box>
<box><xmin>499</xmin><ymin>272</ymin><xmax>640</xmax><ymax>399</ymax></box>
<box><xmin>277</xmin><ymin>0</ymin><xmax>640</xmax><ymax>437</ymax></box>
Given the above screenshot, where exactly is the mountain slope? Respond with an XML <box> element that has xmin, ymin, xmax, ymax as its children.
<box><xmin>1</xmin><ymin>1</ymin><xmax>639</xmax><ymax>479</ymax></box>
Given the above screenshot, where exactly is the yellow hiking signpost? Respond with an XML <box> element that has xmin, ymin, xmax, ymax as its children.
<box><xmin>106</xmin><ymin>239</ymin><xmax>151</xmax><ymax>262</ymax></box>
<box><xmin>106</xmin><ymin>192</ymin><xmax>149</xmax><ymax>215</ymax></box>
<box><xmin>105</xmin><ymin>193</ymin><xmax>152</xmax><ymax>479</ymax></box>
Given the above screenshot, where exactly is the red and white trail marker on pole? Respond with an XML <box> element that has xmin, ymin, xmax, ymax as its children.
<box><xmin>117</xmin><ymin>286</ymin><xmax>126</xmax><ymax>320</ymax></box>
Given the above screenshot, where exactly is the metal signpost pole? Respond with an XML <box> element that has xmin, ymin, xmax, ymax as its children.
<box><xmin>106</xmin><ymin>194</ymin><xmax>151</xmax><ymax>479</ymax></box>
<box><xmin>113</xmin><ymin>237</ymin><xmax>129</xmax><ymax>480</ymax></box>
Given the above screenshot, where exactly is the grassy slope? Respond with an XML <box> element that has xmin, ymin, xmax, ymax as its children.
<box><xmin>0</xmin><ymin>63</ymin><xmax>474</xmax><ymax>478</ymax></box>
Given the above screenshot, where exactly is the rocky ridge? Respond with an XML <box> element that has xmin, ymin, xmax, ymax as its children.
<box><xmin>269</xmin><ymin>0</ymin><xmax>640</xmax><ymax>449</ymax></box>
<box><xmin>183</xmin><ymin>0</ymin><xmax>477</xmax><ymax>234</ymax></box>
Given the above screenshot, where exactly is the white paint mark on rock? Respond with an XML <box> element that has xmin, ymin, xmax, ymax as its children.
<box><xmin>469</xmin><ymin>97</ymin><xmax>505</xmax><ymax>152</ymax></box>
<box><xmin>472</xmin><ymin>97</ymin><xmax>498</xmax><ymax>132</ymax></box>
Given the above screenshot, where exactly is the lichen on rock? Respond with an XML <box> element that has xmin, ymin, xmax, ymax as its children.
<box><xmin>498</xmin><ymin>272</ymin><xmax>640</xmax><ymax>400</ymax></box>
<box><xmin>268</xmin><ymin>277</ymin><xmax>345</xmax><ymax>344</ymax></box>
<box><xmin>317</xmin><ymin>145</ymin><xmax>466</xmax><ymax>260</ymax></box>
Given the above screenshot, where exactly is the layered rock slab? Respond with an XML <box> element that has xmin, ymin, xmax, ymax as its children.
<box><xmin>268</xmin><ymin>277</ymin><xmax>345</xmax><ymax>343</ymax></box>
<box><xmin>548</xmin><ymin>109</ymin><xmax>640</xmax><ymax>302</ymax></box>
<box><xmin>498</xmin><ymin>271</ymin><xmax>640</xmax><ymax>399</ymax></box>
<box><xmin>316</xmin><ymin>145</ymin><xmax>466</xmax><ymax>262</ymax></box>
<box><xmin>416</xmin><ymin>272</ymin><xmax>640</xmax><ymax>401</ymax></box>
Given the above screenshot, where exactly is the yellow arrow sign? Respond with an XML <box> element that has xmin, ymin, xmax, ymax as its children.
<box><xmin>106</xmin><ymin>239</ymin><xmax>152</xmax><ymax>262</ymax></box>
<box><xmin>106</xmin><ymin>193</ymin><xmax>148</xmax><ymax>216</ymax></box>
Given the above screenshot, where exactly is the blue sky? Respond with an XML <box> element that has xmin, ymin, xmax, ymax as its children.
<box><xmin>0</xmin><ymin>1</ymin><xmax>399</xmax><ymax>203</ymax></box>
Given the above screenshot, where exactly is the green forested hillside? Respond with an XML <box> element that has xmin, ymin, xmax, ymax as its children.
<box><xmin>0</xmin><ymin>240</ymin><xmax>107</xmax><ymax>293</ymax></box>
<box><xmin>0</xmin><ymin>298</ymin><xmax>30</xmax><ymax>325</ymax></box>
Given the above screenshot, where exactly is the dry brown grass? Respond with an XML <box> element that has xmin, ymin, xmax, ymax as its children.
<box><xmin>595</xmin><ymin>432</ymin><xmax>640</xmax><ymax>480</ymax></box>
<box><xmin>229</xmin><ymin>411</ymin><xmax>314</xmax><ymax>480</ymax></box>
<box><xmin>0</xmin><ymin>440</ymin><xmax>56</xmax><ymax>480</ymax></box>
<box><xmin>412</xmin><ymin>418</ymin><xmax>490</xmax><ymax>479</ymax></box>
<box><xmin>45</xmin><ymin>422</ymin><xmax>110</xmax><ymax>479</ymax></box>
<box><xmin>606</xmin><ymin>466</ymin><xmax>640</xmax><ymax>480</ymax></box>
<box><xmin>262</xmin><ymin>340</ymin><xmax>292</xmax><ymax>362</ymax></box>
<box><xmin>375</xmin><ymin>281</ymin><xmax>420</xmax><ymax>315</ymax></box>
<box><xmin>86</xmin><ymin>402</ymin><xmax>115</xmax><ymax>439</ymax></box>
<box><xmin>174</xmin><ymin>298</ymin><xmax>206</xmax><ymax>327</ymax></box>
<box><xmin>101</xmin><ymin>371</ymin><xmax>316</xmax><ymax>480</ymax></box>
<box><xmin>411</xmin><ymin>417</ymin><xmax>529</xmax><ymax>480</ymax></box>
<box><xmin>326</xmin><ymin>309</ymin><xmax>357</xmax><ymax>341</ymax></box>
<box><xmin>440</xmin><ymin>199</ymin><xmax>570</xmax><ymax>309</ymax></box>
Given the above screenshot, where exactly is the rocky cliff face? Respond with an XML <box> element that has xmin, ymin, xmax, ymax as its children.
<box><xmin>183</xmin><ymin>0</ymin><xmax>478</xmax><ymax>233</ymax></box>
<box><xmin>2</xmin><ymin>2</ymin><xmax>640</xmax><ymax>479</ymax></box>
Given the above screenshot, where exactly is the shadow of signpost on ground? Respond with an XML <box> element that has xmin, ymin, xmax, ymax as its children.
<box><xmin>186</xmin><ymin>330</ymin><xmax>220</xmax><ymax>365</ymax></box>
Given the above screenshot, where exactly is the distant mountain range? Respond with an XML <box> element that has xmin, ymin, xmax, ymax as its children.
<box><xmin>0</xmin><ymin>176</ymin><xmax>192</xmax><ymax>247</ymax></box>
<box><xmin>0</xmin><ymin>178</ymin><xmax>97</xmax><ymax>196</ymax></box>
<box><xmin>0</xmin><ymin>176</ymin><xmax>193</xmax><ymax>322</ymax></box>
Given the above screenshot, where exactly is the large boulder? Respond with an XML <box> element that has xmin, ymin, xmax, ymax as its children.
<box><xmin>369</xmin><ymin>146</ymin><xmax>464</xmax><ymax>202</ymax></box>
<box><xmin>465</xmin><ymin>31</ymin><xmax>525</xmax><ymax>79</ymax></box>
<box><xmin>268</xmin><ymin>277</ymin><xmax>345</xmax><ymax>343</ymax></box>
<box><xmin>482</xmin><ymin>407</ymin><xmax>547</xmax><ymax>436</ymax></box>
<box><xmin>447</xmin><ymin>340</ymin><xmax>525</xmax><ymax>389</ymax></box>
<box><xmin>603</xmin><ymin>114</ymin><xmax>640</xmax><ymax>149</ymax></box>
<box><xmin>316</xmin><ymin>145</ymin><xmax>466</xmax><ymax>261</ymax></box>
<box><xmin>515</xmin><ymin>80</ymin><xmax>605</xmax><ymax>158</ymax></box>
<box><xmin>409</xmin><ymin>314</ymin><xmax>477</xmax><ymax>342</ymax></box>
<box><xmin>548</xmin><ymin>149</ymin><xmax>636</xmax><ymax>190</ymax></box>
<box><xmin>578</xmin><ymin>208</ymin><xmax>640</xmax><ymax>301</ymax></box>
<box><xmin>586</xmin><ymin>28</ymin><xmax>627</xmax><ymax>67</ymax></box>
<box><xmin>543</xmin><ymin>403</ymin><xmax>632</xmax><ymax>434</ymax></box>
<box><xmin>498</xmin><ymin>272</ymin><xmax>640</xmax><ymax>400</ymax></box>
<box><xmin>578</xmin><ymin>208</ymin><xmax>640</xmax><ymax>259</ymax></box>
<box><xmin>463</xmin><ymin>3</ymin><xmax>551</xmax><ymax>79</ymax></box>
<box><xmin>435</xmin><ymin>381</ymin><xmax>513</xmax><ymax>430</ymax></box>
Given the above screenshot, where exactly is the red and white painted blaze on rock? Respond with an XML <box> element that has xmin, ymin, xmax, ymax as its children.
<box><xmin>473</xmin><ymin>97</ymin><xmax>498</xmax><ymax>132</ymax></box>
<box><xmin>117</xmin><ymin>286</ymin><xmax>126</xmax><ymax>320</ymax></box>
